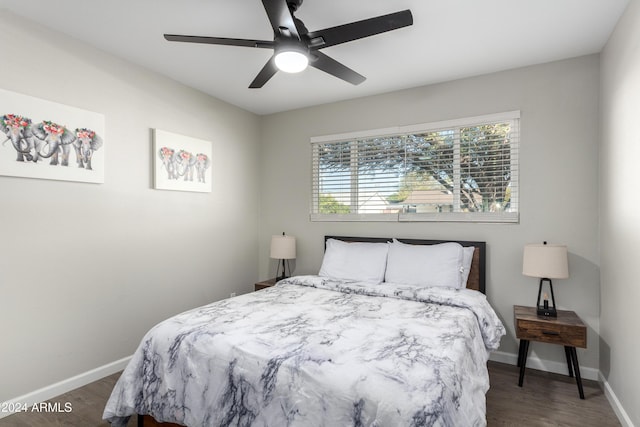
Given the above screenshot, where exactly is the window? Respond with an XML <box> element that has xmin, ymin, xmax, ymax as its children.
<box><xmin>311</xmin><ymin>111</ymin><xmax>519</xmax><ymax>222</ymax></box>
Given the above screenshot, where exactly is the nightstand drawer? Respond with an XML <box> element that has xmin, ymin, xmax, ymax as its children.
<box><xmin>516</xmin><ymin>319</ymin><xmax>586</xmax><ymax>348</ymax></box>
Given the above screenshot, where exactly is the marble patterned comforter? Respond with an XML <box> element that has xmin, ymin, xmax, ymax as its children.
<box><xmin>103</xmin><ymin>275</ymin><xmax>505</xmax><ymax>427</ymax></box>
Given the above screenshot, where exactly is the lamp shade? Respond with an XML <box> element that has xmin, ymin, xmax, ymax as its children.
<box><xmin>522</xmin><ymin>243</ymin><xmax>569</xmax><ymax>279</ymax></box>
<box><xmin>270</xmin><ymin>235</ymin><xmax>296</xmax><ymax>259</ymax></box>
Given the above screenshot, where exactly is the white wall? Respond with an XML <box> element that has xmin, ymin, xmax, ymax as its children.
<box><xmin>259</xmin><ymin>55</ymin><xmax>601</xmax><ymax>374</ymax></box>
<box><xmin>600</xmin><ymin>1</ymin><xmax>640</xmax><ymax>425</ymax></box>
<box><xmin>0</xmin><ymin>11</ymin><xmax>260</xmax><ymax>402</ymax></box>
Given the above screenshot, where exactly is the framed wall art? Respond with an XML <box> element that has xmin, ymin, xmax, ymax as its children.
<box><xmin>0</xmin><ymin>88</ymin><xmax>105</xmax><ymax>184</ymax></box>
<box><xmin>153</xmin><ymin>129</ymin><xmax>212</xmax><ymax>193</ymax></box>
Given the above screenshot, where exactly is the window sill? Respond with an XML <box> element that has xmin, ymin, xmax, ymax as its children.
<box><xmin>310</xmin><ymin>212</ymin><xmax>519</xmax><ymax>223</ymax></box>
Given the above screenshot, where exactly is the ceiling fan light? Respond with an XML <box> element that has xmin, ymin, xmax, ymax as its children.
<box><xmin>274</xmin><ymin>50</ymin><xmax>309</xmax><ymax>73</ymax></box>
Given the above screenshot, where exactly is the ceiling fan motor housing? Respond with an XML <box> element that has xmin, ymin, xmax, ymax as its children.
<box><xmin>287</xmin><ymin>0</ymin><xmax>303</xmax><ymax>12</ymax></box>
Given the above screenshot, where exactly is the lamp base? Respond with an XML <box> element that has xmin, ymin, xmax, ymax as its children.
<box><xmin>536</xmin><ymin>277</ymin><xmax>558</xmax><ymax>318</ymax></box>
<box><xmin>537</xmin><ymin>306</ymin><xmax>557</xmax><ymax>317</ymax></box>
<box><xmin>275</xmin><ymin>258</ymin><xmax>290</xmax><ymax>283</ymax></box>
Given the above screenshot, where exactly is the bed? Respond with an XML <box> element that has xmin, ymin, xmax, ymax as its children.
<box><xmin>103</xmin><ymin>236</ymin><xmax>505</xmax><ymax>426</ymax></box>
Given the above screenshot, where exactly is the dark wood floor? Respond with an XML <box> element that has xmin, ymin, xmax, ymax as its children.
<box><xmin>0</xmin><ymin>362</ymin><xmax>620</xmax><ymax>426</ymax></box>
<box><xmin>486</xmin><ymin>362</ymin><xmax>620</xmax><ymax>426</ymax></box>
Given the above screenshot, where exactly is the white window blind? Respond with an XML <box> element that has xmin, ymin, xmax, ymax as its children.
<box><xmin>311</xmin><ymin>111</ymin><xmax>519</xmax><ymax>223</ymax></box>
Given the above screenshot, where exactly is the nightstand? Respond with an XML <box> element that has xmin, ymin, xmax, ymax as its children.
<box><xmin>254</xmin><ymin>278</ymin><xmax>277</xmax><ymax>291</ymax></box>
<box><xmin>514</xmin><ymin>305</ymin><xmax>587</xmax><ymax>399</ymax></box>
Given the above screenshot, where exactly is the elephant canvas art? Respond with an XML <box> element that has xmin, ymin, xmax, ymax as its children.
<box><xmin>158</xmin><ymin>146</ymin><xmax>177</xmax><ymax>180</ymax></box>
<box><xmin>195</xmin><ymin>153</ymin><xmax>210</xmax><ymax>183</ymax></box>
<box><xmin>31</xmin><ymin>120</ymin><xmax>76</xmax><ymax>166</ymax></box>
<box><xmin>73</xmin><ymin>128</ymin><xmax>103</xmax><ymax>170</ymax></box>
<box><xmin>154</xmin><ymin>129</ymin><xmax>212</xmax><ymax>193</ymax></box>
<box><xmin>0</xmin><ymin>88</ymin><xmax>105</xmax><ymax>184</ymax></box>
<box><xmin>0</xmin><ymin>114</ymin><xmax>43</xmax><ymax>163</ymax></box>
<box><xmin>158</xmin><ymin>148</ymin><xmax>204</xmax><ymax>182</ymax></box>
<box><xmin>175</xmin><ymin>150</ymin><xmax>196</xmax><ymax>182</ymax></box>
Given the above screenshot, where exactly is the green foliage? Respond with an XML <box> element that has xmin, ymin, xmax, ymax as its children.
<box><xmin>319</xmin><ymin>194</ymin><xmax>350</xmax><ymax>214</ymax></box>
<box><xmin>386</xmin><ymin>191</ymin><xmax>408</xmax><ymax>203</ymax></box>
<box><xmin>386</xmin><ymin>172</ymin><xmax>444</xmax><ymax>203</ymax></box>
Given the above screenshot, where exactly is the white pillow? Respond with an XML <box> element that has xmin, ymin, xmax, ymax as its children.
<box><xmin>319</xmin><ymin>239</ymin><xmax>389</xmax><ymax>284</ymax></box>
<box><xmin>385</xmin><ymin>240</ymin><xmax>464</xmax><ymax>288</ymax></box>
<box><xmin>461</xmin><ymin>246</ymin><xmax>475</xmax><ymax>287</ymax></box>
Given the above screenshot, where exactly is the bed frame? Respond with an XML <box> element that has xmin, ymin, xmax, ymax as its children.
<box><xmin>137</xmin><ymin>236</ymin><xmax>486</xmax><ymax>427</ymax></box>
<box><xmin>325</xmin><ymin>236</ymin><xmax>486</xmax><ymax>294</ymax></box>
<box><xmin>138</xmin><ymin>415</ymin><xmax>179</xmax><ymax>427</ymax></box>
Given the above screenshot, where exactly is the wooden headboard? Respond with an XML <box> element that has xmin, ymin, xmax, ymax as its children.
<box><xmin>324</xmin><ymin>236</ymin><xmax>487</xmax><ymax>294</ymax></box>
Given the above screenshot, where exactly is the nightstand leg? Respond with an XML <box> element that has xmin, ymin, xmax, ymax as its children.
<box><xmin>518</xmin><ymin>339</ymin><xmax>530</xmax><ymax>387</ymax></box>
<box><xmin>569</xmin><ymin>347</ymin><xmax>585</xmax><ymax>399</ymax></box>
<box><xmin>564</xmin><ymin>346</ymin><xmax>574</xmax><ymax>378</ymax></box>
<box><xmin>517</xmin><ymin>339</ymin><xmax>525</xmax><ymax>367</ymax></box>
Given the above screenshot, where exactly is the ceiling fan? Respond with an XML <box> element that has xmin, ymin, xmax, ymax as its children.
<box><xmin>164</xmin><ymin>0</ymin><xmax>413</xmax><ymax>88</ymax></box>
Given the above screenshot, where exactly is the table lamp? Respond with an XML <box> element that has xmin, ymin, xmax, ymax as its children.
<box><xmin>522</xmin><ymin>242</ymin><xmax>569</xmax><ymax>317</ymax></box>
<box><xmin>270</xmin><ymin>232</ymin><xmax>296</xmax><ymax>281</ymax></box>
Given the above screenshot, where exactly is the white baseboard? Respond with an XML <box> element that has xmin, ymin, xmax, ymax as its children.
<box><xmin>489</xmin><ymin>350</ymin><xmax>599</xmax><ymax>380</ymax></box>
<box><xmin>599</xmin><ymin>372</ymin><xmax>635</xmax><ymax>427</ymax></box>
<box><xmin>0</xmin><ymin>356</ymin><xmax>131</xmax><ymax>420</ymax></box>
<box><xmin>490</xmin><ymin>351</ymin><xmax>635</xmax><ymax>427</ymax></box>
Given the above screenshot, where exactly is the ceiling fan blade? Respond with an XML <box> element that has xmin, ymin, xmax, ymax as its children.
<box><xmin>164</xmin><ymin>34</ymin><xmax>273</xmax><ymax>48</ymax></box>
<box><xmin>309</xmin><ymin>51</ymin><xmax>365</xmax><ymax>85</ymax></box>
<box><xmin>306</xmin><ymin>9</ymin><xmax>413</xmax><ymax>49</ymax></box>
<box><xmin>261</xmin><ymin>0</ymin><xmax>301</xmax><ymax>40</ymax></box>
<box><xmin>249</xmin><ymin>56</ymin><xmax>279</xmax><ymax>88</ymax></box>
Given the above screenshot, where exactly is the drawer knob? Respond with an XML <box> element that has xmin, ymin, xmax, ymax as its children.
<box><xmin>542</xmin><ymin>330</ymin><xmax>560</xmax><ymax>336</ymax></box>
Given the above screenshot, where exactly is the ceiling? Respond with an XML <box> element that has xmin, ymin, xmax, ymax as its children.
<box><xmin>0</xmin><ymin>0</ymin><xmax>629</xmax><ymax>115</ymax></box>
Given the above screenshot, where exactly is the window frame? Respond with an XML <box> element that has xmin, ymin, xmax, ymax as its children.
<box><xmin>310</xmin><ymin>111</ymin><xmax>520</xmax><ymax>223</ymax></box>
